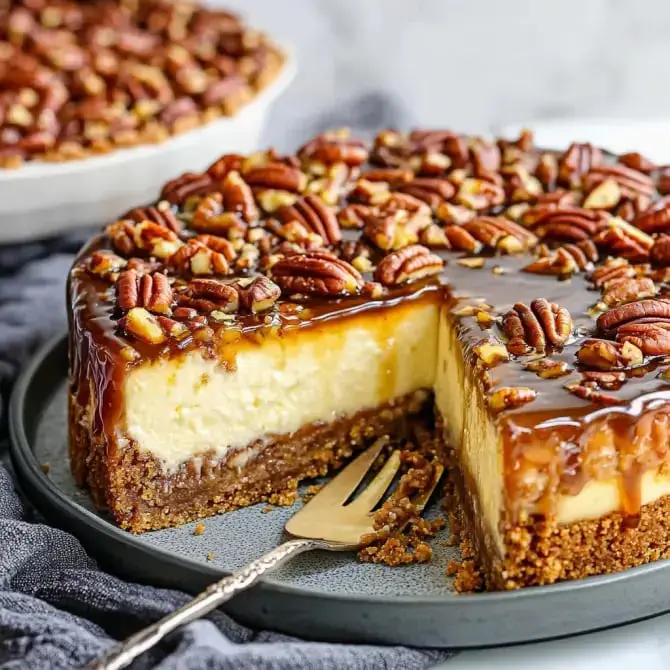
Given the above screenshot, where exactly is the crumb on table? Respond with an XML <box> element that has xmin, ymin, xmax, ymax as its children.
<box><xmin>193</xmin><ymin>522</ymin><xmax>205</xmax><ymax>536</ymax></box>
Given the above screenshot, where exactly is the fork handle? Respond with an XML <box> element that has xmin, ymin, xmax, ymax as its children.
<box><xmin>88</xmin><ymin>538</ymin><xmax>321</xmax><ymax>670</ymax></box>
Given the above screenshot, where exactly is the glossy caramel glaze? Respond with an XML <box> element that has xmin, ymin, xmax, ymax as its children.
<box><xmin>68</xmin><ymin>129</ymin><xmax>670</xmax><ymax>524</ymax></box>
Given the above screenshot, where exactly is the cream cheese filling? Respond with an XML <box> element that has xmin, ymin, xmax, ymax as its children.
<box><xmin>124</xmin><ymin>300</ymin><xmax>439</xmax><ymax>471</ymax></box>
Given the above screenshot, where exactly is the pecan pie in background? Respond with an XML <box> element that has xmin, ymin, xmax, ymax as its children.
<box><xmin>0</xmin><ymin>0</ymin><xmax>292</xmax><ymax>243</ymax></box>
<box><xmin>68</xmin><ymin>127</ymin><xmax>670</xmax><ymax>591</ymax></box>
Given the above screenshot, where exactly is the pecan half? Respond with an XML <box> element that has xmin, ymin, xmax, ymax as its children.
<box><xmin>161</xmin><ymin>172</ymin><xmax>216</xmax><ymax>205</ymax></box>
<box><xmin>187</xmin><ymin>278</ymin><xmax>239</xmax><ymax>313</ymax></box>
<box><xmin>589</xmin><ymin>257</ymin><xmax>635</xmax><ymax>288</ymax></box>
<box><xmin>276</xmin><ymin>195</ymin><xmax>341</xmax><ymax>245</ymax></box>
<box><xmin>651</xmin><ymin>235</ymin><xmax>670</xmax><ymax>267</ymax></box>
<box><xmin>130</xmin><ymin>221</ymin><xmax>182</xmax><ymax>259</ymax></box>
<box><xmin>581</xmin><ymin>370</ymin><xmax>626</xmax><ymax>390</ymax></box>
<box><xmin>206</xmin><ymin>153</ymin><xmax>244</xmax><ymax>180</ymax></box>
<box><xmin>244</xmin><ymin>163</ymin><xmax>307</xmax><ymax>193</ymax></box>
<box><xmin>462</xmin><ymin>216</ymin><xmax>536</xmax><ymax>254</ymax></box>
<box><xmin>524</xmin><ymin>207</ymin><xmax>608</xmax><ymax>242</ymax></box>
<box><xmin>522</xmin><ymin>240</ymin><xmax>598</xmax><ymax>276</ymax></box>
<box><xmin>576</xmin><ymin>338</ymin><xmax>643</xmax><ymax>370</ymax></box>
<box><xmin>558</xmin><ymin>142</ymin><xmax>602</xmax><ymax>188</ymax></box>
<box><xmin>236</xmin><ymin>276</ymin><xmax>281</xmax><ymax>314</ymax></box>
<box><xmin>298</xmin><ymin>132</ymin><xmax>368</xmax><ymax>167</ymax></box>
<box><xmin>126</xmin><ymin>204</ymin><xmax>182</xmax><ymax>234</ymax></box>
<box><xmin>116</xmin><ymin>269</ymin><xmax>173</xmax><ymax>315</ymax></box>
<box><xmin>221</xmin><ymin>171</ymin><xmax>258</xmax><ymax>223</ymax></box>
<box><xmin>619</xmin><ymin>152</ymin><xmax>655</xmax><ymax>174</ymax></box>
<box><xmin>488</xmin><ymin>386</ymin><xmax>537</xmax><ymax>413</ymax></box>
<box><xmin>191</xmin><ymin>193</ymin><xmax>245</xmax><ymax>237</ymax></box>
<box><xmin>87</xmin><ymin>250</ymin><xmax>126</xmax><ymax>280</ymax></box>
<box><xmin>593</xmin><ymin>217</ymin><xmax>654</xmax><ymax>262</ymax></box>
<box><xmin>634</xmin><ymin>198</ymin><xmax>670</xmax><ymax>234</ymax></box>
<box><xmin>565</xmin><ymin>382</ymin><xmax>618</xmax><ymax>405</ymax></box>
<box><xmin>396</xmin><ymin>177</ymin><xmax>455</xmax><ymax>210</ymax></box>
<box><xmin>271</xmin><ymin>251</ymin><xmax>363</xmax><ymax>296</ymax></box>
<box><xmin>597</xmin><ymin>298</ymin><xmax>670</xmax><ymax>332</ymax></box>
<box><xmin>617</xmin><ymin>320</ymin><xmax>670</xmax><ymax>356</ymax></box>
<box><xmin>584</xmin><ymin>164</ymin><xmax>655</xmax><ymax>200</ymax></box>
<box><xmin>374</xmin><ymin>245</ymin><xmax>444</xmax><ymax>287</ymax></box>
<box><xmin>502</xmin><ymin>299</ymin><xmax>572</xmax><ymax>354</ymax></box>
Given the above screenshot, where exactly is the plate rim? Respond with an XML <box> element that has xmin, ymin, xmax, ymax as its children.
<box><xmin>10</xmin><ymin>332</ymin><xmax>670</xmax><ymax>608</ymax></box>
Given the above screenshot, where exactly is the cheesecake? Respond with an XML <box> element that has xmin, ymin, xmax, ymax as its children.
<box><xmin>68</xmin><ymin>129</ymin><xmax>670</xmax><ymax>590</ymax></box>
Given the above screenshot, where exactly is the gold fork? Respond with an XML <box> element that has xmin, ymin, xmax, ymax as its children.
<box><xmin>89</xmin><ymin>437</ymin><xmax>444</xmax><ymax>670</ymax></box>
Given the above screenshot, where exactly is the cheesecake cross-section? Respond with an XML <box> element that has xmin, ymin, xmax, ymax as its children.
<box><xmin>69</xmin><ymin>129</ymin><xmax>670</xmax><ymax>590</ymax></box>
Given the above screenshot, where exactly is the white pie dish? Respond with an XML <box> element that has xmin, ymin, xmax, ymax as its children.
<box><xmin>0</xmin><ymin>48</ymin><xmax>295</xmax><ymax>244</ymax></box>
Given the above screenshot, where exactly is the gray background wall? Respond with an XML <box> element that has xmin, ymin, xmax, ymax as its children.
<box><xmin>222</xmin><ymin>0</ymin><xmax>670</xmax><ymax>148</ymax></box>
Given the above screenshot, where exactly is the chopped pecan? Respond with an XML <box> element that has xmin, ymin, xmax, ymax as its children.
<box><xmin>523</xmin><ymin>358</ymin><xmax>570</xmax><ymax>379</ymax></box>
<box><xmin>462</xmin><ymin>216</ymin><xmax>536</xmax><ymax>254</ymax></box>
<box><xmin>634</xmin><ymin>197</ymin><xmax>670</xmax><ymax>234</ymax></box>
<box><xmin>659</xmin><ymin>167</ymin><xmax>670</xmax><ymax>196</ymax></box>
<box><xmin>597</xmin><ymin>297</ymin><xmax>670</xmax><ymax>331</ymax></box>
<box><xmin>221</xmin><ymin>171</ymin><xmax>258</xmax><ymax>223</ymax></box>
<box><xmin>359</xmin><ymin>168</ymin><xmax>414</xmax><ymax>185</ymax></box>
<box><xmin>565</xmin><ymin>382</ymin><xmax>618</xmax><ymax>405</ymax></box>
<box><xmin>236</xmin><ymin>276</ymin><xmax>281</xmax><ymax>314</ymax></box>
<box><xmin>191</xmin><ymin>193</ymin><xmax>244</xmax><ymax>236</ymax></box>
<box><xmin>582</xmin><ymin>177</ymin><xmax>622</xmax><ymax>210</ymax></box>
<box><xmin>167</xmin><ymin>238</ymin><xmax>232</xmax><ymax>276</ymax></box>
<box><xmin>443</xmin><ymin>226</ymin><xmax>482</xmax><ymax>253</ymax></box>
<box><xmin>374</xmin><ymin>245</ymin><xmax>444</xmax><ymax>287</ymax></box>
<box><xmin>106</xmin><ymin>220</ymin><xmax>137</xmax><ymax>256</ymax></box>
<box><xmin>522</xmin><ymin>240</ymin><xmax>597</xmax><ymax>277</ymax></box>
<box><xmin>118</xmin><ymin>307</ymin><xmax>166</xmax><ymax>345</ymax></box>
<box><xmin>651</xmin><ymin>235</ymin><xmax>670</xmax><ymax>267</ymax></box>
<box><xmin>87</xmin><ymin>250</ymin><xmax>126</xmax><ymax>280</ymax></box>
<box><xmin>593</xmin><ymin>217</ymin><xmax>654</xmax><ymax>262</ymax></box>
<box><xmin>244</xmin><ymin>163</ymin><xmax>307</xmax><ymax>193</ymax></box>
<box><xmin>502</xmin><ymin>299</ymin><xmax>572</xmax><ymax>354</ymax></box>
<box><xmin>581</xmin><ymin>370</ymin><xmax>626</xmax><ymax>390</ymax></box>
<box><xmin>161</xmin><ymin>172</ymin><xmax>216</xmax><ymax>205</ymax></box>
<box><xmin>298</xmin><ymin>132</ymin><xmax>368</xmax><ymax>167</ymax></box>
<box><xmin>602</xmin><ymin>277</ymin><xmax>656</xmax><ymax>307</ymax></box>
<box><xmin>488</xmin><ymin>386</ymin><xmax>537</xmax><ymax>412</ymax></box>
<box><xmin>558</xmin><ymin>142</ymin><xmax>602</xmax><ymax>188</ymax></box>
<box><xmin>271</xmin><ymin>251</ymin><xmax>363</xmax><ymax>296</ymax></box>
<box><xmin>337</xmin><ymin>204</ymin><xmax>369</xmax><ymax>230</ymax></box>
<box><xmin>454</xmin><ymin>178</ymin><xmax>505</xmax><ymax>210</ymax></box>
<box><xmin>584</xmin><ymin>164</ymin><xmax>655</xmax><ymax>200</ymax></box>
<box><xmin>126</xmin><ymin>204</ymin><xmax>182</xmax><ymax>234</ymax></box>
<box><xmin>419</xmin><ymin>224</ymin><xmax>451</xmax><ymax>249</ymax></box>
<box><xmin>534</xmin><ymin>152</ymin><xmax>558</xmax><ymax>190</ymax></box>
<box><xmin>436</xmin><ymin>202</ymin><xmax>476</xmax><ymax>225</ymax></box>
<box><xmin>619</xmin><ymin>152</ymin><xmax>656</xmax><ymax>174</ymax></box>
<box><xmin>276</xmin><ymin>195</ymin><xmax>341</xmax><ymax>246</ymax></box>
<box><xmin>132</xmin><ymin>221</ymin><xmax>182</xmax><ymax>259</ymax></box>
<box><xmin>616</xmin><ymin>320</ymin><xmax>670</xmax><ymax>356</ymax></box>
<box><xmin>472</xmin><ymin>338</ymin><xmax>509</xmax><ymax>367</ymax></box>
<box><xmin>577</xmin><ymin>338</ymin><xmax>643</xmax><ymax>370</ymax></box>
<box><xmin>264</xmin><ymin>218</ymin><xmax>323</xmax><ymax>249</ymax></box>
<box><xmin>187</xmin><ymin>278</ymin><xmax>239</xmax><ymax>313</ymax></box>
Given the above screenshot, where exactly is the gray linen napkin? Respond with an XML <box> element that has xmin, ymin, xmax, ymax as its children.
<box><xmin>0</xmin><ymin>238</ymin><xmax>452</xmax><ymax>667</ymax></box>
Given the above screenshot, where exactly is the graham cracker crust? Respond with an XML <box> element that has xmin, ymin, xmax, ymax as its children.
<box><xmin>69</xmin><ymin>389</ymin><xmax>430</xmax><ymax>533</ymax></box>
<box><xmin>445</xmin><ymin>439</ymin><xmax>670</xmax><ymax>591</ymax></box>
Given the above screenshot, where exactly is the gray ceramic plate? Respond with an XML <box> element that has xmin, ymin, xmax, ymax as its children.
<box><xmin>9</xmin><ymin>334</ymin><xmax>670</xmax><ymax>648</ymax></box>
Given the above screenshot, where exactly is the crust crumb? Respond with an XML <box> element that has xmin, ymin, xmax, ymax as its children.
<box><xmin>193</xmin><ymin>522</ymin><xmax>205</xmax><ymax>536</ymax></box>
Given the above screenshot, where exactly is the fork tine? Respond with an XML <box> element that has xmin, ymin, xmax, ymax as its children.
<box><xmin>346</xmin><ymin>450</ymin><xmax>401</xmax><ymax>514</ymax></box>
<box><xmin>411</xmin><ymin>463</ymin><xmax>445</xmax><ymax>512</ymax></box>
<box><xmin>304</xmin><ymin>437</ymin><xmax>389</xmax><ymax>508</ymax></box>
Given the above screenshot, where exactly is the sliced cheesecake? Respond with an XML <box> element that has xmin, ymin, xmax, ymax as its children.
<box><xmin>69</xmin><ymin>129</ymin><xmax>670</xmax><ymax>589</ymax></box>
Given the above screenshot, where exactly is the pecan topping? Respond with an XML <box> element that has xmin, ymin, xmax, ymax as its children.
<box><xmin>187</xmin><ymin>278</ymin><xmax>239</xmax><ymax>313</ymax></box>
<box><xmin>107</xmin><ymin>220</ymin><xmax>181</xmax><ymax>260</ymax></box>
<box><xmin>577</xmin><ymin>339</ymin><xmax>643</xmax><ymax>370</ymax></box>
<box><xmin>126</xmin><ymin>204</ymin><xmax>182</xmax><ymax>234</ymax></box>
<box><xmin>455</xmin><ymin>178</ymin><xmax>505</xmax><ymax>211</ymax></box>
<box><xmin>558</xmin><ymin>142</ymin><xmax>602</xmax><ymax>188</ymax></box>
<box><xmin>523</xmin><ymin>358</ymin><xmax>570</xmax><ymax>379</ymax></box>
<box><xmin>565</xmin><ymin>383</ymin><xmax>618</xmax><ymax>405</ymax></box>
<box><xmin>634</xmin><ymin>198</ymin><xmax>670</xmax><ymax>234</ymax></box>
<box><xmin>651</xmin><ymin>235</ymin><xmax>670</xmax><ymax>267</ymax></box>
<box><xmin>582</xmin><ymin>177</ymin><xmax>622</xmax><ymax>210</ymax></box>
<box><xmin>207</xmin><ymin>154</ymin><xmax>244</xmax><ymax>180</ymax></box>
<box><xmin>118</xmin><ymin>307</ymin><xmax>166</xmax><ymax>345</ymax></box>
<box><xmin>167</xmin><ymin>238</ymin><xmax>232</xmax><ymax>276</ymax></box>
<box><xmin>472</xmin><ymin>338</ymin><xmax>509</xmax><ymax>367</ymax></box>
<box><xmin>462</xmin><ymin>216</ymin><xmax>536</xmax><ymax>254</ymax></box>
<box><xmin>617</xmin><ymin>321</ymin><xmax>670</xmax><ymax>356</ymax></box>
<box><xmin>584</xmin><ymin>164</ymin><xmax>655</xmax><ymax>200</ymax></box>
<box><xmin>488</xmin><ymin>386</ymin><xmax>537</xmax><ymax>413</ymax></box>
<box><xmin>298</xmin><ymin>132</ymin><xmax>368</xmax><ymax>167</ymax></box>
<box><xmin>597</xmin><ymin>298</ymin><xmax>670</xmax><ymax>332</ymax></box>
<box><xmin>581</xmin><ymin>370</ymin><xmax>626</xmax><ymax>390</ymax></box>
<box><xmin>443</xmin><ymin>226</ymin><xmax>481</xmax><ymax>253</ymax></box>
<box><xmin>619</xmin><ymin>152</ymin><xmax>655</xmax><ymax>174</ymax></box>
<box><xmin>271</xmin><ymin>251</ymin><xmax>363</xmax><ymax>297</ymax></box>
<box><xmin>589</xmin><ymin>257</ymin><xmax>635</xmax><ymax>288</ymax></box>
<box><xmin>161</xmin><ymin>172</ymin><xmax>216</xmax><ymax>205</ymax></box>
<box><xmin>523</xmin><ymin>207</ymin><xmax>608</xmax><ymax>242</ymax></box>
<box><xmin>396</xmin><ymin>177</ymin><xmax>455</xmax><ymax>210</ymax></box>
<box><xmin>276</xmin><ymin>195</ymin><xmax>341</xmax><ymax>246</ymax></box>
<box><xmin>502</xmin><ymin>299</ymin><xmax>572</xmax><ymax>354</ymax></box>
<box><xmin>87</xmin><ymin>250</ymin><xmax>126</xmax><ymax>280</ymax></box>
<box><xmin>244</xmin><ymin>164</ymin><xmax>308</xmax><ymax>192</ymax></box>
<box><xmin>237</xmin><ymin>276</ymin><xmax>281</xmax><ymax>314</ymax></box>
<box><xmin>221</xmin><ymin>171</ymin><xmax>258</xmax><ymax>224</ymax></box>
<box><xmin>374</xmin><ymin>245</ymin><xmax>444</xmax><ymax>287</ymax></box>
<box><xmin>593</xmin><ymin>218</ymin><xmax>654</xmax><ymax>262</ymax></box>
<box><xmin>116</xmin><ymin>270</ymin><xmax>173</xmax><ymax>315</ymax></box>
<box><xmin>522</xmin><ymin>240</ymin><xmax>598</xmax><ymax>276</ymax></box>
<box><xmin>601</xmin><ymin>277</ymin><xmax>656</xmax><ymax>307</ymax></box>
